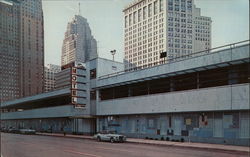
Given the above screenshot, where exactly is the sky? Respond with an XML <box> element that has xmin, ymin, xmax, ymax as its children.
<box><xmin>42</xmin><ymin>0</ymin><xmax>249</xmax><ymax>65</ymax></box>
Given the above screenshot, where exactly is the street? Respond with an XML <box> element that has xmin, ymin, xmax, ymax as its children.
<box><xmin>0</xmin><ymin>133</ymin><xmax>248</xmax><ymax>157</ymax></box>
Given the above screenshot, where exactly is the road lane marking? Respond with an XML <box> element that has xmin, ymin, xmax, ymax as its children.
<box><xmin>96</xmin><ymin>146</ymin><xmax>134</xmax><ymax>153</ymax></box>
<box><xmin>64</xmin><ymin>149</ymin><xmax>103</xmax><ymax>157</ymax></box>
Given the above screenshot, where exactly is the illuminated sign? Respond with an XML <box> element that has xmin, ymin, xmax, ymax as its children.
<box><xmin>71</xmin><ymin>66</ymin><xmax>86</xmax><ymax>109</ymax></box>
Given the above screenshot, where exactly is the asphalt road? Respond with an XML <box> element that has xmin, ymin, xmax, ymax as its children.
<box><xmin>0</xmin><ymin>133</ymin><xmax>248</xmax><ymax>157</ymax></box>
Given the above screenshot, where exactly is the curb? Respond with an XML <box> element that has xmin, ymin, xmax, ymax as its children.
<box><xmin>35</xmin><ymin>133</ymin><xmax>249</xmax><ymax>155</ymax></box>
<box><xmin>125</xmin><ymin>140</ymin><xmax>250</xmax><ymax>155</ymax></box>
<box><xmin>35</xmin><ymin>133</ymin><xmax>94</xmax><ymax>141</ymax></box>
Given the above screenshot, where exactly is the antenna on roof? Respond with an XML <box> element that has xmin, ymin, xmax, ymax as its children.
<box><xmin>78</xmin><ymin>2</ymin><xmax>81</xmax><ymax>15</ymax></box>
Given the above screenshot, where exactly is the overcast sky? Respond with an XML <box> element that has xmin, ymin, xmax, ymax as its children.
<box><xmin>42</xmin><ymin>0</ymin><xmax>249</xmax><ymax>65</ymax></box>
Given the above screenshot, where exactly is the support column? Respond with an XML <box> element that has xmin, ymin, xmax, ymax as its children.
<box><xmin>96</xmin><ymin>118</ymin><xmax>100</xmax><ymax>133</ymax></box>
<box><xmin>197</xmin><ymin>72</ymin><xmax>200</xmax><ymax>89</ymax></box>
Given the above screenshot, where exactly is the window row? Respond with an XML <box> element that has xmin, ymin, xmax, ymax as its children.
<box><xmin>100</xmin><ymin>63</ymin><xmax>249</xmax><ymax>100</ymax></box>
<box><xmin>125</xmin><ymin>0</ymin><xmax>164</xmax><ymax>27</ymax></box>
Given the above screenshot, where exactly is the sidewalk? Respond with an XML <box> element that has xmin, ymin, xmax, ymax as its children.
<box><xmin>36</xmin><ymin>132</ymin><xmax>249</xmax><ymax>153</ymax></box>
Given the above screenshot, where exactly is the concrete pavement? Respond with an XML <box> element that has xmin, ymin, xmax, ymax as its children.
<box><xmin>36</xmin><ymin>132</ymin><xmax>250</xmax><ymax>154</ymax></box>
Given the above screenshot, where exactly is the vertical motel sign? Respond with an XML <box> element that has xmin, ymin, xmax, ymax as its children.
<box><xmin>71</xmin><ymin>66</ymin><xmax>86</xmax><ymax>109</ymax></box>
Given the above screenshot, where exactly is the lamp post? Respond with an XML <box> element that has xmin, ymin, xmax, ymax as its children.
<box><xmin>110</xmin><ymin>50</ymin><xmax>116</xmax><ymax>61</ymax></box>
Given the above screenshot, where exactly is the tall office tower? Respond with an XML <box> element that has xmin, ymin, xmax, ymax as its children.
<box><xmin>44</xmin><ymin>64</ymin><xmax>61</xmax><ymax>92</ymax></box>
<box><xmin>0</xmin><ymin>0</ymin><xmax>21</xmax><ymax>102</ymax></box>
<box><xmin>0</xmin><ymin>0</ymin><xmax>44</xmax><ymax>102</ymax></box>
<box><xmin>123</xmin><ymin>0</ymin><xmax>211</xmax><ymax>69</ymax></box>
<box><xmin>61</xmin><ymin>15</ymin><xmax>98</xmax><ymax>66</ymax></box>
<box><xmin>19</xmin><ymin>0</ymin><xmax>44</xmax><ymax>97</ymax></box>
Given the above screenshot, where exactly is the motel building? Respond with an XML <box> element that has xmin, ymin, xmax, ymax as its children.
<box><xmin>1</xmin><ymin>41</ymin><xmax>249</xmax><ymax>146</ymax></box>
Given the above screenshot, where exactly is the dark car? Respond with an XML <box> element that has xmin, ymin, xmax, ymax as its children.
<box><xmin>0</xmin><ymin>127</ymin><xmax>7</xmax><ymax>132</ymax></box>
<box><xmin>8</xmin><ymin>127</ymin><xmax>20</xmax><ymax>134</ymax></box>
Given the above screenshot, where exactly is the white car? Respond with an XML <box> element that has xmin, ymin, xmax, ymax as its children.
<box><xmin>19</xmin><ymin>129</ymin><xmax>36</xmax><ymax>134</ymax></box>
<box><xmin>93</xmin><ymin>131</ymin><xmax>126</xmax><ymax>143</ymax></box>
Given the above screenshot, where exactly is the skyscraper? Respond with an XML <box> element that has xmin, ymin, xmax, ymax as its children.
<box><xmin>0</xmin><ymin>0</ymin><xmax>44</xmax><ymax>102</ymax></box>
<box><xmin>61</xmin><ymin>15</ymin><xmax>98</xmax><ymax>66</ymax></box>
<box><xmin>123</xmin><ymin>0</ymin><xmax>211</xmax><ymax>69</ymax></box>
<box><xmin>0</xmin><ymin>0</ymin><xmax>21</xmax><ymax>102</ymax></box>
<box><xmin>20</xmin><ymin>0</ymin><xmax>44</xmax><ymax>97</ymax></box>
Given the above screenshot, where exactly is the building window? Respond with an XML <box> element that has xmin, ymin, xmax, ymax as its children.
<box><xmin>90</xmin><ymin>69</ymin><xmax>96</xmax><ymax>79</ymax></box>
<box><xmin>90</xmin><ymin>90</ymin><xmax>96</xmax><ymax>100</ymax></box>
<box><xmin>148</xmin><ymin>4</ymin><xmax>152</xmax><ymax>17</ymax></box>
<box><xmin>138</xmin><ymin>9</ymin><xmax>142</xmax><ymax>22</ymax></box>
<box><xmin>125</xmin><ymin>16</ymin><xmax>128</xmax><ymax>28</ymax></box>
<box><xmin>148</xmin><ymin>119</ymin><xmax>155</xmax><ymax>129</ymax></box>
<box><xmin>168</xmin><ymin>6</ymin><xmax>173</xmax><ymax>11</ymax></box>
<box><xmin>154</xmin><ymin>1</ymin><xmax>158</xmax><ymax>15</ymax></box>
<box><xmin>133</xmin><ymin>11</ymin><xmax>137</xmax><ymax>24</ymax></box>
<box><xmin>175</xmin><ymin>4</ymin><xmax>179</xmax><ymax>11</ymax></box>
<box><xmin>143</xmin><ymin>6</ymin><xmax>147</xmax><ymax>20</ymax></box>
<box><xmin>160</xmin><ymin>0</ymin><xmax>163</xmax><ymax>12</ymax></box>
<box><xmin>129</xmin><ymin>14</ymin><xmax>132</xmax><ymax>26</ymax></box>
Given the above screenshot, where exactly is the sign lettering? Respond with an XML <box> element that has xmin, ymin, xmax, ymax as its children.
<box><xmin>71</xmin><ymin>66</ymin><xmax>86</xmax><ymax>109</ymax></box>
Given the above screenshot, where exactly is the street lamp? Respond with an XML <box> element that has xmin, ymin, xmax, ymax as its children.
<box><xmin>110</xmin><ymin>50</ymin><xmax>116</xmax><ymax>61</ymax></box>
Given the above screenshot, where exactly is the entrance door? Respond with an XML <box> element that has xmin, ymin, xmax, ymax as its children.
<box><xmin>160</xmin><ymin>119</ymin><xmax>167</xmax><ymax>135</ymax></box>
<box><xmin>214</xmin><ymin>118</ymin><xmax>223</xmax><ymax>137</ymax></box>
<box><xmin>130</xmin><ymin>119</ymin><xmax>136</xmax><ymax>133</ymax></box>
<box><xmin>240</xmin><ymin>117</ymin><xmax>250</xmax><ymax>138</ymax></box>
<box><xmin>174</xmin><ymin>117</ymin><xmax>182</xmax><ymax>136</ymax></box>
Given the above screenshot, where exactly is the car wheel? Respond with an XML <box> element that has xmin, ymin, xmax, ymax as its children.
<box><xmin>97</xmin><ymin>136</ymin><xmax>101</xmax><ymax>142</ymax></box>
<box><xmin>110</xmin><ymin>138</ymin><xmax>115</xmax><ymax>143</ymax></box>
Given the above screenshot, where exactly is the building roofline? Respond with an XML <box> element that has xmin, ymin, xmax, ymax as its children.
<box><xmin>89</xmin><ymin>57</ymin><xmax>124</xmax><ymax>65</ymax></box>
<box><xmin>97</xmin><ymin>40</ymin><xmax>249</xmax><ymax>88</ymax></box>
<box><xmin>1</xmin><ymin>88</ymin><xmax>70</xmax><ymax>107</ymax></box>
<box><xmin>123</xmin><ymin>0</ymin><xmax>144</xmax><ymax>12</ymax></box>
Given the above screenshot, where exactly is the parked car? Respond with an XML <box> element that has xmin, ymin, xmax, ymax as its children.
<box><xmin>8</xmin><ymin>127</ymin><xmax>20</xmax><ymax>134</ymax></box>
<box><xmin>19</xmin><ymin>129</ymin><xmax>36</xmax><ymax>135</ymax></box>
<box><xmin>93</xmin><ymin>131</ymin><xmax>126</xmax><ymax>143</ymax></box>
<box><xmin>0</xmin><ymin>127</ymin><xmax>7</xmax><ymax>132</ymax></box>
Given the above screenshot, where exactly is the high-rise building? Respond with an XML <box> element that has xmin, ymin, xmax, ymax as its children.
<box><xmin>44</xmin><ymin>64</ymin><xmax>61</xmax><ymax>92</ymax></box>
<box><xmin>123</xmin><ymin>0</ymin><xmax>211</xmax><ymax>69</ymax></box>
<box><xmin>61</xmin><ymin>15</ymin><xmax>98</xmax><ymax>66</ymax></box>
<box><xmin>0</xmin><ymin>0</ymin><xmax>21</xmax><ymax>102</ymax></box>
<box><xmin>19</xmin><ymin>0</ymin><xmax>44</xmax><ymax>97</ymax></box>
<box><xmin>0</xmin><ymin>0</ymin><xmax>44</xmax><ymax>102</ymax></box>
